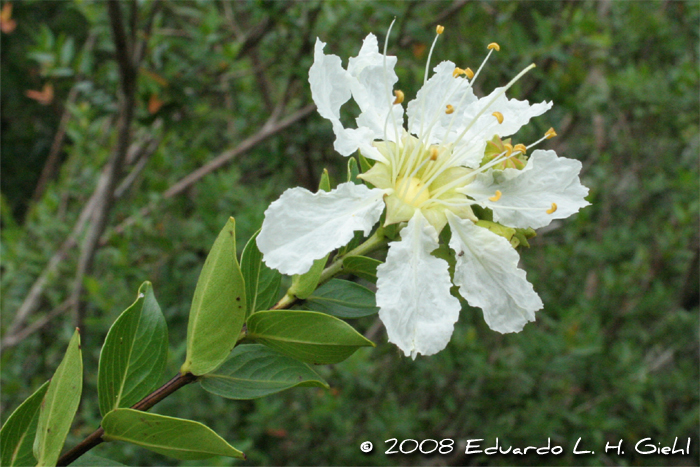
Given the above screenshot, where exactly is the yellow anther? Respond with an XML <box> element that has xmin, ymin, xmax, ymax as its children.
<box><xmin>487</xmin><ymin>42</ymin><xmax>500</xmax><ymax>51</ymax></box>
<box><xmin>445</xmin><ymin>104</ymin><xmax>455</xmax><ymax>115</ymax></box>
<box><xmin>393</xmin><ymin>90</ymin><xmax>405</xmax><ymax>105</ymax></box>
<box><xmin>436</xmin><ymin>25</ymin><xmax>445</xmax><ymax>35</ymax></box>
<box><xmin>453</xmin><ymin>67</ymin><xmax>464</xmax><ymax>78</ymax></box>
<box><xmin>545</xmin><ymin>127</ymin><xmax>557</xmax><ymax>139</ymax></box>
<box><xmin>430</xmin><ymin>147</ymin><xmax>439</xmax><ymax>161</ymax></box>
<box><xmin>503</xmin><ymin>143</ymin><xmax>513</xmax><ymax>156</ymax></box>
<box><xmin>492</xmin><ymin>111</ymin><xmax>504</xmax><ymax>124</ymax></box>
<box><xmin>513</xmin><ymin>143</ymin><xmax>527</xmax><ymax>154</ymax></box>
<box><xmin>464</xmin><ymin>67</ymin><xmax>474</xmax><ymax>79</ymax></box>
<box><xmin>489</xmin><ymin>190</ymin><xmax>502</xmax><ymax>202</ymax></box>
<box><xmin>546</xmin><ymin>203</ymin><xmax>558</xmax><ymax>214</ymax></box>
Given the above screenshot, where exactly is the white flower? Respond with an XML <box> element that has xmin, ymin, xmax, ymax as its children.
<box><xmin>257</xmin><ymin>26</ymin><xmax>589</xmax><ymax>358</ymax></box>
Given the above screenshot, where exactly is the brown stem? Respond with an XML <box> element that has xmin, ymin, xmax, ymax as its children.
<box><xmin>56</xmin><ymin>372</ymin><xmax>198</xmax><ymax>466</ymax></box>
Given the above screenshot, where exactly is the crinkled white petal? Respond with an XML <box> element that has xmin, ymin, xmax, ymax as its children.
<box><xmin>447</xmin><ymin>212</ymin><xmax>542</xmax><ymax>333</ymax></box>
<box><xmin>407</xmin><ymin>61</ymin><xmax>477</xmax><ymax>144</ymax></box>
<box><xmin>309</xmin><ymin>36</ymin><xmax>400</xmax><ymax>160</ymax></box>
<box><xmin>309</xmin><ymin>38</ymin><xmax>352</xmax><ymax>121</ymax></box>
<box><xmin>347</xmin><ymin>34</ymin><xmax>404</xmax><ymax>142</ymax></box>
<box><xmin>463</xmin><ymin>150</ymin><xmax>590</xmax><ymax>229</ymax></box>
<box><xmin>451</xmin><ymin>89</ymin><xmax>552</xmax><ymax>168</ymax></box>
<box><xmin>376</xmin><ymin>211</ymin><xmax>461</xmax><ymax>358</ymax></box>
<box><xmin>257</xmin><ymin>182</ymin><xmax>386</xmax><ymax>275</ymax></box>
<box><xmin>331</xmin><ymin>121</ymin><xmax>385</xmax><ymax>161</ymax></box>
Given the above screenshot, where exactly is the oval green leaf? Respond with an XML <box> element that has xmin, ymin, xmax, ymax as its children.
<box><xmin>102</xmin><ymin>409</ymin><xmax>245</xmax><ymax>460</ymax></box>
<box><xmin>303</xmin><ymin>279</ymin><xmax>378</xmax><ymax>318</ymax></box>
<box><xmin>34</xmin><ymin>328</ymin><xmax>83</xmax><ymax>467</ymax></box>
<box><xmin>0</xmin><ymin>381</ymin><xmax>49</xmax><ymax>466</ymax></box>
<box><xmin>200</xmin><ymin>344</ymin><xmax>328</xmax><ymax>400</ymax></box>
<box><xmin>241</xmin><ymin>230</ymin><xmax>281</xmax><ymax>316</ymax></box>
<box><xmin>342</xmin><ymin>255</ymin><xmax>381</xmax><ymax>283</ymax></box>
<box><xmin>98</xmin><ymin>281</ymin><xmax>168</xmax><ymax>417</ymax></box>
<box><xmin>246</xmin><ymin>310</ymin><xmax>374</xmax><ymax>364</ymax></box>
<box><xmin>182</xmin><ymin>217</ymin><xmax>247</xmax><ymax>376</ymax></box>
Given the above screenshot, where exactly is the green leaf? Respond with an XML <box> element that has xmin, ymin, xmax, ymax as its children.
<box><xmin>240</xmin><ymin>230</ymin><xmax>281</xmax><ymax>317</ymax></box>
<box><xmin>98</xmin><ymin>281</ymin><xmax>168</xmax><ymax>417</ymax></box>
<box><xmin>182</xmin><ymin>218</ymin><xmax>247</xmax><ymax>376</ymax></box>
<box><xmin>341</xmin><ymin>255</ymin><xmax>381</xmax><ymax>283</ymax></box>
<box><xmin>358</xmin><ymin>153</ymin><xmax>375</xmax><ymax>173</ymax></box>
<box><xmin>303</xmin><ymin>279</ymin><xmax>378</xmax><ymax>318</ymax></box>
<box><xmin>288</xmin><ymin>172</ymin><xmax>331</xmax><ymax>300</ymax></box>
<box><xmin>318</xmin><ymin>168</ymin><xmax>331</xmax><ymax>192</ymax></box>
<box><xmin>200</xmin><ymin>344</ymin><xmax>329</xmax><ymax>399</ymax></box>
<box><xmin>246</xmin><ymin>310</ymin><xmax>374</xmax><ymax>364</ymax></box>
<box><xmin>347</xmin><ymin>157</ymin><xmax>359</xmax><ymax>183</ymax></box>
<box><xmin>71</xmin><ymin>453</ymin><xmax>127</xmax><ymax>466</ymax></box>
<box><xmin>102</xmin><ymin>409</ymin><xmax>245</xmax><ymax>460</ymax></box>
<box><xmin>289</xmin><ymin>258</ymin><xmax>326</xmax><ymax>300</ymax></box>
<box><xmin>34</xmin><ymin>329</ymin><xmax>83</xmax><ymax>467</ymax></box>
<box><xmin>0</xmin><ymin>381</ymin><xmax>49</xmax><ymax>467</ymax></box>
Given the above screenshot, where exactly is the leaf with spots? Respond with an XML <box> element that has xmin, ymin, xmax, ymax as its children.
<box><xmin>102</xmin><ymin>409</ymin><xmax>244</xmax><ymax>460</ymax></box>
<box><xmin>181</xmin><ymin>218</ymin><xmax>247</xmax><ymax>376</ymax></box>
<box><xmin>33</xmin><ymin>328</ymin><xmax>82</xmax><ymax>467</ymax></box>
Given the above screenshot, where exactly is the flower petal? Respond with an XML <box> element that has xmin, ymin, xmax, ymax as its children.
<box><xmin>309</xmin><ymin>38</ymin><xmax>352</xmax><ymax>122</ymax></box>
<box><xmin>463</xmin><ymin>150</ymin><xmax>590</xmax><ymax>229</ymax></box>
<box><xmin>258</xmin><ymin>182</ymin><xmax>386</xmax><ymax>275</ymax></box>
<box><xmin>376</xmin><ymin>211</ymin><xmax>461</xmax><ymax>358</ymax></box>
<box><xmin>406</xmin><ymin>61</ymin><xmax>477</xmax><ymax>145</ymax></box>
<box><xmin>309</xmin><ymin>36</ymin><xmax>399</xmax><ymax>161</ymax></box>
<box><xmin>451</xmin><ymin>90</ymin><xmax>552</xmax><ymax>168</ymax></box>
<box><xmin>447</xmin><ymin>212</ymin><xmax>542</xmax><ymax>333</ymax></box>
<box><xmin>347</xmin><ymin>34</ymin><xmax>404</xmax><ymax>142</ymax></box>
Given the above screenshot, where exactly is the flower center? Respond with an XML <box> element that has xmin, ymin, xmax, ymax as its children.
<box><xmin>395</xmin><ymin>176</ymin><xmax>431</xmax><ymax>207</ymax></box>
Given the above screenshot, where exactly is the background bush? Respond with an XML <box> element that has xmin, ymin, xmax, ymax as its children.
<box><xmin>1</xmin><ymin>1</ymin><xmax>698</xmax><ymax>465</ymax></box>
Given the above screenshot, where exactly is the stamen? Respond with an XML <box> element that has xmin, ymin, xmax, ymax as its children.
<box><xmin>546</xmin><ymin>203</ymin><xmax>558</xmax><ymax>214</ymax></box>
<box><xmin>489</xmin><ymin>190</ymin><xmax>502</xmax><ymax>202</ymax></box>
<box><xmin>393</xmin><ymin>90</ymin><xmax>405</xmax><ymax>105</ymax></box>
<box><xmin>464</xmin><ymin>67</ymin><xmax>474</xmax><ymax>79</ymax></box>
<box><xmin>487</xmin><ymin>42</ymin><xmax>501</xmax><ymax>51</ymax></box>
<box><xmin>448</xmin><ymin>63</ymin><xmax>537</xmax><ymax>153</ymax></box>
<box><xmin>492</xmin><ymin>111</ymin><xmax>504</xmax><ymax>124</ymax></box>
<box><xmin>513</xmin><ymin>143</ymin><xmax>527</xmax><ymax>154</ymax></box>
<box><xmin>452</xmin><ymin>67</ymin><xmax>464</xmax><ymax>78</ymax></box>
<box><xmin>436</xmin><ymin>25</ymin><xmax>445</xmax><ymax>35</ymax></box>
<box><xmin>503</xmin><ymin>143</ymin><xmax>513</xmax><ymax>156</ymax></box>
<box><xmin>445</xmin><ymin>104</ymin><xmax>455</xmax><ymax>114</ymax></box>
<box><xmin>382</xmin><ymin>18</ymin><xmax>402</xmax><ymax>178</ymax></box>
<box><xmin>430</xmin><ymin>147</ymin><xmax>439</xmax><ymax>161</ymax></box>
<box><xmin>545</xmin><ymin>127</ymin><xmax>557</xmax><ymax>139</ymax></box>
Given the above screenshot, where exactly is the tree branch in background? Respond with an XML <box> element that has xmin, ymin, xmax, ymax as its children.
<box><xmin>107</xmin><ymin>103</ymin><xmax>317</xmax><ymax>240</ymax></box>
<box><xmin>1</xmin><ymin>133</ymin><xmax>162</xmax><ymax>351</ymax></box>
<box><xmin>69</xmin><ymin>0</ymin><xmax>139</xmax><ymax>332</ymax></box>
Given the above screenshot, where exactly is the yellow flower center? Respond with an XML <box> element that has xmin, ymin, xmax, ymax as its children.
<box><xmin>395</xmin><ymin>176</ymin><xmax>431</xmax><ymax>207</ymax></box>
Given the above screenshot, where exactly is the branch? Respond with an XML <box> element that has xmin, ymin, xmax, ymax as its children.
<box><xmin>69</xmin><ymin>0</ymin><xmax>140</xmax><ymax>330</ymax></box>
<box><xmin>0</xmin><ymin>300</ymin><xmax>71</xmax><ymax>351</ymax></box>
<box><xmin>107</xmin><ymin>104</ymin><xmax>317</xmax><ymax>240</ymax></box>
<box><xmin>56</xmin><ymin>372</ymin><xmax>198</xmax><ymax>466</ymax></box>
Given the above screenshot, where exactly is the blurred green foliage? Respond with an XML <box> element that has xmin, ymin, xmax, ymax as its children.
<box><xmin>1</xmin><ymin>1</ymin><xmax>698</xmax><ymax>465</ymax></box>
